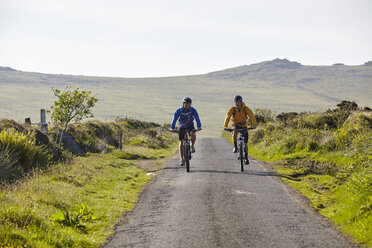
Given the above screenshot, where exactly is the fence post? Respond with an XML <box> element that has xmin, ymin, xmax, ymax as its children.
<box><xmin>40</xmin><ymin>109</ymin><xmax>48</xmax><ymax>133</ymax></box>
<box><xmin>25</xmin><ymin>118</ymin><xmax>31</xmax><ymax>125</ymax></box>
<box><xmin>119</xmin><ymin>131</ymin><xmax>123</xmax><ymax>151</ymax></box>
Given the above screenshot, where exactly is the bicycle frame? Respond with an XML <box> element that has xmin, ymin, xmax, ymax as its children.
<box><xmin>181</xmin><ymin>132</ymin><xmax>192</xmax><ymax>172</ymax></box>
<box><xmin>226</xmin><ymin>126</ymin><xmax>255</xmax><ymax>172</ymax></box>
<box><xmin>171</xmin><ymin>128</ymin><xmax>199</xmax><ymax>172</ymax></box>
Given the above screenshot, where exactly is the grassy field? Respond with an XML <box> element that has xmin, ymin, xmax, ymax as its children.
<box><xmin>0</xmin><ymin>150</ymin><xmax>176</xmax><ymax>247</ymax></box>
<box><xmin>1</xmin><ymin>59</ymin><xmax>371</xmax><ymax>137</ymax></box>
<box><xmin>0</xmin><ymin>117</ymin><xmax>178</xmax><ymax>247</ymax></box>
<box><xmin>222</xmin><ymin>108</ymin><xmax>372</xmax><ymax>246</ymax></box>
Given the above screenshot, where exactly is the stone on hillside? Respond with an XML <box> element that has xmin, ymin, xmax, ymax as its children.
<box><xmin>265</xmin><ymin>58</ymin><xmax>302</xmax><ymax>69</ymax></box>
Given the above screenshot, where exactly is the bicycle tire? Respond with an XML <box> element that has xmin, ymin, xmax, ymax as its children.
<box><xmin>240</xmin><ymin>142</ymin><xmax>244</xmax><ymax>172</ymax></box>
<box><xmin>185</xmin><ymin>143</ymin><xmax>190</xmax><ymax>172</ymax></box>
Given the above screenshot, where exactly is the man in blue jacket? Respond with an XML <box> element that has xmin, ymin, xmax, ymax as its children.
<box><xmin>170</xmin><ymin>97</ymin><xmax>202</xmax><ymax>166</ymax></box>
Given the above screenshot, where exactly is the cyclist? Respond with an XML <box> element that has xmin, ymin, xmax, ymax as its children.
<box><xmin>170</xmin><ymin>97</ymin><xmax>202</xmax><ymax>166</ymax></box>
<box><xmin>224</xmin><ymin>95</ymin><xmax>257</xmax><ymax>164</ymax></box>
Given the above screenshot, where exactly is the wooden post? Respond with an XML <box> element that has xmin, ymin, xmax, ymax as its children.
<box><xmin>119</xmin><ymin>131</ymin><xmax>123</xmax><ymax>151</ymax></box>
<box><xmin>25</xmin><ymin>118</ymin><xmax>31</xmax><ymax>125</ymax></box>
<box><xmin>40</xmin><ymin>109</ymin><xmax>48</xmax><ymax>133</ymax></box>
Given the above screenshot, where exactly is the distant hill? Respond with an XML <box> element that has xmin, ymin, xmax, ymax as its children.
<box><xmin>1</xmin><ymin>59</ymin><xmax>371</xmax><ymax>137</ymax></box>
<box><xmin>0</xmin><ymin>66</ymin><xmax>17</xmax><ymax>72</ymax></box>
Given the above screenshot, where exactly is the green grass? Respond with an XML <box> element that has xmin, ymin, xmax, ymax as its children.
<box><xmin>0</xmin><ymin>117</ymin><xmax>178</xmax><ymax>247</ymax></box>
<box><xmin>0</xmin><ymin>142</ymin><xmax>177</xmax><ymax>247</ymax></box>
<box><xmin>272</xmin><ymin>164</ymin><xmax>372</xmax><ymax>247</ymax></box>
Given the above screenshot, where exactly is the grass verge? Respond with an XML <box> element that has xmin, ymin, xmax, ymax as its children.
<box><xmin>0</xmin><ymin>143</ymin><xmax>177</xmax><ymax>247</ymax></box>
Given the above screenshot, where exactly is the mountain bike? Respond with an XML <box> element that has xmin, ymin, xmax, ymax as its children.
<box><xmin>226</xmin><ymin>126</ymin><xmax>255</xmax><ymax>172</ymax></box>
<box><xmin>171</xmin><ymin>128</ymin><xmax>201</xmax><ymax>172</ymax></box>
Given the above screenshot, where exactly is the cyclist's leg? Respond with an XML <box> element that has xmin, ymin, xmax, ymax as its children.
<box><xmin>233</xmin><ymin>130</ymin><xmax>238</xmax><ymax>142</ymax></box>
<box><xmin>179</xmin><ymin>129</ymin><xmax>186</xmax><ymax>161</ymax></box>
<box><xmin>179</xmin><ymin>141</ymin><xmax>183</xmax><ymax>160</ymax></box>
<box><xmin>188</xmin><ymin>125</ymin><xmax>196</xmax><ymax>152</ymax></box>
<box><xmin>233</xmin><ymin>130</ymin><xmax>238</xmax><ymax>151</ymax></box>
<box><xmin>190</xmin><ymin>131</ymin><xmax>196</xmax><ymax>146</ymax></box>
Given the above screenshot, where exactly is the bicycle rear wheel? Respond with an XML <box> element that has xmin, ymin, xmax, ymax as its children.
<box><xmin>239</xmin><ymin>142</ymin><xmax>244</xmax><ymax>172</ymax></box>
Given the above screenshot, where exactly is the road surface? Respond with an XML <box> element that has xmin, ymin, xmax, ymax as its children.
<box><xmin>105</xmin><ymin>138</ymin><xmax>356</xmax><ymax>248</ymax></box>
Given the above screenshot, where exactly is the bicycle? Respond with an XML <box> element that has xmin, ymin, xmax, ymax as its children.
<box><xmin>171</xmin><ymin>128</ymin><xmax>201</xmax><ymax>172</ymax></box>
<box><xmin>225</xmin><ymin>126</ymin><xmax>255</xmax><ymax>172</ymax></box>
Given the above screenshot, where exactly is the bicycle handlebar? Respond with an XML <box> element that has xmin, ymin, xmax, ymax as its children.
<box><xmin>170</xmin><ymin>128</ymin><xmax>202</xmax><ymax>133</ymax></box>
<box><xmin>225</xmin><ymin>127</ymin><xmax>255</xmax><ymax>132</ymax></box>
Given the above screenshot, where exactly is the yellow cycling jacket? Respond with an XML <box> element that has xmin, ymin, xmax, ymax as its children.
<box><xmin>224</xmin><ymin>102</ymin><xmax>257</xmax><ymax>128</ymax></box>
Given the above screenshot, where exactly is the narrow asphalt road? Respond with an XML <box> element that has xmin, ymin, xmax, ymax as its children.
<box><xmin>105</xmin><ymin>138</ymin><xmax>356</xmax><ymax>248</ymax></box>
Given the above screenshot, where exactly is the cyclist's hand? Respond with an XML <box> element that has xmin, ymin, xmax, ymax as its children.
<box><xmin>197</xmin><ymin>127</ymin><xmax>202</xmax><ymax>131</ymax></box>
<box><xmin>170</xmin><ymin>128</ymin><xmax>176</xmax><ymax>133</ymax></box>
<box><xmin>224</xmin><ymin>127</ymin><xmax>228</xmax><ymax>131</ymax></box>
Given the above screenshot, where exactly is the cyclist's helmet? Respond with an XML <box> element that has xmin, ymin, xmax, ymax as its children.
<box><xmin>234</xmin><ymin>95</ymin><xmax>242</xmax><ymax>102</ymax></box>
<box><xmin>183</xmin><ymin>97</ymin><xmax>192</xmax><ymax>103</ymax></box>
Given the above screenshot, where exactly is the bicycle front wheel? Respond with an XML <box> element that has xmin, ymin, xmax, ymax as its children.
<box><xmin>239</xmin><ymin>142</ymin><xmax>244</xmax><ymax>172</ymax></box>
<box><xmin>185</xmin><ymin>143</ymin><xmax>190</xmax><ymax>172</ymax></box>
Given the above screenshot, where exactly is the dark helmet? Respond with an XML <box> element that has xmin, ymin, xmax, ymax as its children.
<box><xmin>183</xmin><ymin>97</ymin><xmax>192</xmax><ymax>103</ymax></box>
<box><xmin>233</xmin><ymin>95</ymin><xmax>242</xmax><ymax>102</ymax></box>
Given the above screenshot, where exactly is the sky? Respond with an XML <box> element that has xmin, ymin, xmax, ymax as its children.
<box><xmin>0</xmin><ymin>0</ymin><xmax>371</xmax><ymax>77</ymax></box>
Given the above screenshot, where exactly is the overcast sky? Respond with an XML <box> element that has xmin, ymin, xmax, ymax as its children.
<box><xmin>0</xmin><ymin>0</ymin><xmax>371</xmax><ymax>77</ymax></box>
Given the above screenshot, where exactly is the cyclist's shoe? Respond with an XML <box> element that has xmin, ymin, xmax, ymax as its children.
<box><xmin>233</xmin><ymin>147</ymin><xmax>238</xmax><ymax>153</ymax></box>
<box><xmin>191</xmin><ymin>146</ymin><xmax>196</xmax><ymax>153</ymax></box>
<box><xmin>179</xmin><ymin>160</ymin><xmax>185</xmax><ymax>166</ymax></box>
<box><xmin>245</xmin><ymin>158</ymin><xmax>250</xmax><ymax>165</ymax></box>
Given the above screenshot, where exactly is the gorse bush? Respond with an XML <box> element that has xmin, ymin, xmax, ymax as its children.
<box><xmin>254</xmin><ymin>108</ymin><xmax>276</xmax><ymax>123</ymax></box>
<box><xmin>251</xmin><ymin>111</ymin><xmax>371</xmax><ymax>157</ymax></box>
<box><xmin>285</xmin><ymin>110</ymin><xmax>350</xmax><ymax>130</ymax></box>
<box><xmin>0</xmin><ymin>129</ymin><xmax>50</xmax><ymax>179</ymax></box>
<box><xmin>334</xmin><ymin>113</ymin><xmax>372</xmax><ymax>150</ymax></box>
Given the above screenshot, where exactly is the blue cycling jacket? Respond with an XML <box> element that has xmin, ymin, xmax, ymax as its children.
<box><xmin>171</xmin><ymin>107</ymin><xmax>202</xmax><ymax>129</ymax></box>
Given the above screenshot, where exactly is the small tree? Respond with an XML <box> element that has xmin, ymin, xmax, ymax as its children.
<box><xmin>254</xmin><ymin>108</ymin><xmax>276</xmax><ymax>123</ymax></box>
<box><xmin>336</xmin><ymin>100</ymin><xmax>358</xmax><ymax>111</ymax></box>
<box><xmin>48</xmin><ymin>86</ymin><xmax>98</xmax><ymax>143</ymax></box>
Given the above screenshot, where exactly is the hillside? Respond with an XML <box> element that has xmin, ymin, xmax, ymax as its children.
<box><xmin>1</xmin><ymin>59</ymin><xmax>371</xmax><ymax>136</ymax></box>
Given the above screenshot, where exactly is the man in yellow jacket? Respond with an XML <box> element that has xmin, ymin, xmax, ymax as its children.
<box><xmin>224</xmin><ymin>95</ymin><xmax>257</xmax><ymax>163</ymax></box>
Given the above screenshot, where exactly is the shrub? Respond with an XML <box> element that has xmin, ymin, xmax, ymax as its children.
<box><xmin>290</xmin><ymin>111</ymin><xmax>350</xmax><ymax>130</ymax></box>
<box><xmin>337</xmin><ymin>100</ymin><xmax>359</xmax><ymax>111</ymax></box>
<box><xmin>279</xmin><ymin>136</ymin><xmax>298</xmax><ymax>154</ymax></box>
<box><xmin>250</xmin><ymin>128</ymin><xmax>265</xmax><ymax>144</ymax></box>
<box><xmin>0</xmin><ymin>129</ymin><xmax>50</xmax><ymax>179</ymax></box>
<box><xmin>65</xmin><ymin>119</ymin><xmax>176</xmax><ymax>153</ymax></box>
<box><xmin>254</xmin><ymin>108</ymin><xmax>276</xmax><ymax>123</ymax></box>
<box><xmin>307</xmin><ymin>141</ymin><xmax>319</xmax><ymax>152</ymax></box>
<box><xmin>276</xmin><ymin>112</ymin><xmax>298</xmax><ymax>123</ymax></box>
<box><xmin>319</xmin><ymin>131</ymin><xmax>336</xmax><ymax>151</ymax></box>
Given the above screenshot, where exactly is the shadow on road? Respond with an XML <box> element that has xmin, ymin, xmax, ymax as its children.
<box><xmin>163</xmin><ymin>166</ymin><xmax>301</xmax><ymax>181</ymax></box>
<box><xmin>190</xmin><ymin>169</ymin><xmax>277</xmax><ymax>176</ymax></box>
<box><xmin>163</xmin><ymin>166</ymin><xmax>186</xmax><ymax>170</ymax></box>
<box><xmin>185</xmin><ymin>169</ymin><xmax>301</xmax><ymax>181</ymax></box>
